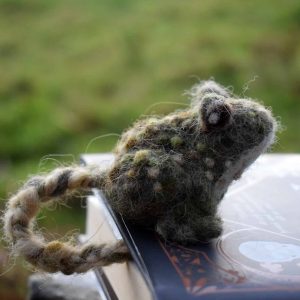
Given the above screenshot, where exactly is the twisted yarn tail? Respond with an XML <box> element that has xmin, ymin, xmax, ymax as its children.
<box><xmin>3</xmin><ymin>165</ymin><xmax>130</xmax><ymax>274</ymax></box>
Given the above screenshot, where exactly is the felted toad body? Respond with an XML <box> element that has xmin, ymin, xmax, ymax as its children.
<box><xmin>4</xmin><ymin>81</ymin><xmax>278</xmax><ymax>274</ymax></box>
<box><xmin>105</xmin><ymin>81</ymin><xmax>276</xmax><ymax>242</ymax></box>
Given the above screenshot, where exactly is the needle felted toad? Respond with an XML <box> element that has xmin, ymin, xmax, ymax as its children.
<box><xmin>4</xmin><ymin>81</ymin><xmax>278</xmax><ymax>274</ymax></box>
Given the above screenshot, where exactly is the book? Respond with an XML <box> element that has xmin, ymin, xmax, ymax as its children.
<box><xmin>82</xmin><ymin>154</ymin><xmax>152</xmax><ymax>300</ymax></box>
<box><xmin>81</xmin><ymin>153</ymin><xmax>300</xmax><ymax>300</ymax></box>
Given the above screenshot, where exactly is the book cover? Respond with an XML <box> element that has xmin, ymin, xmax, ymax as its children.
<box><xmin>82</xmin><ymin>154</ymin><xmax>300</xmax><ymax>300</ymax></box>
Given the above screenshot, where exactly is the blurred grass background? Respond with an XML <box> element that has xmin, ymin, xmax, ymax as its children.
<box><xmin>0</xmin><ymin>0</ymin><xmax>300</xmax><ymax>298</ymax></box>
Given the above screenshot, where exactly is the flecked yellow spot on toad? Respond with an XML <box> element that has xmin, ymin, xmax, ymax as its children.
<box><xmin>171</xmin><ymin>135</ymin><xmax>183</xmax><ymax>147</ymax></box>
<box><xmin>133</xmin><ymin>150</ymin><xmax>150</xmax><ymax>165</ymax></box>
<box><xmin>126</xmin><ymin>169</ymin><xmax>135</xmax><ymax>178</ymax></box>
<box><xmin>196</xmin><ymin>142</ymin><xmax>206</xmax><ymax>152</ymax></box>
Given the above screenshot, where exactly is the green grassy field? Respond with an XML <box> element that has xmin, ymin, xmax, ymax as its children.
<box><xmin>0</xmin><ymin>0</ymin><xmax>300</xmax><ymax>298</ymax></box>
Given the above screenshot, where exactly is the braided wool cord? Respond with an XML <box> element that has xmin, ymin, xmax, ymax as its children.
<box><xmin>3</xmin><ymin>166</ymin><xmax>130</xmax><ymax>275</ymax></box>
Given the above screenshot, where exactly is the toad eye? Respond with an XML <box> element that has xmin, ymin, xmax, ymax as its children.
<box><xmin>200</xmin><ymin>94</ymin><xmax>232</xmax><ymax>131</ymax></box>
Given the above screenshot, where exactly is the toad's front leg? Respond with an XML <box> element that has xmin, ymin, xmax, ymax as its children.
<box><xmin>156</xmin><ymin>213</ymin><xmax>223</xmax><ymax>243</ymax></box>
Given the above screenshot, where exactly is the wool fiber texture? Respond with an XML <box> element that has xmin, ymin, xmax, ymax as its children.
<box><xmin>3</xmin><ymin>80</ymin><xmax>278</xmax><ymax>274</ymax></box>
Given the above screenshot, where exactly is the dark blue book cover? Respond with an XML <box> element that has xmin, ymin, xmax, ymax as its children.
<box><xmin>84</xmin><ymin>154</ymin><xmax>300</xmax><ymax>300</ymax></box>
